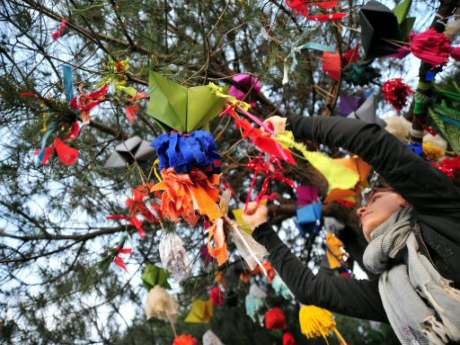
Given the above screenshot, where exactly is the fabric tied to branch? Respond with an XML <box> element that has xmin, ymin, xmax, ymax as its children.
<box><xmin>159</xmin><ymin>233</ymin><xmax>191</xmax><ymax>283</ymax></box>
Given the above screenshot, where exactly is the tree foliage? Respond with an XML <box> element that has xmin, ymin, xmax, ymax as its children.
<box><xmin>0</xmin><ymin>0</ymin><xmax>447</xmax><ymax>344</ymax></box>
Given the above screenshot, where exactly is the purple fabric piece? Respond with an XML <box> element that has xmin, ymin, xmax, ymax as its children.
<box><xmin>338</xmin><ymin>94</ymin><xmax>365</xmax><ymax>117</ymax></box>
<box><xmin>229</xmin><ymin>73</ymin><xmax>262</xmax><ymax>101</ymax></box>
<box><xmin>296</xmin><ymin>185</ymin><xmax>319</xmax><ymax>207</ymax></box>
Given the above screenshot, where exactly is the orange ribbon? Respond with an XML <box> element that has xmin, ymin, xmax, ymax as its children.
<box><xmin>206</xmin><ymin>218</ymin><xmax>229</xmax><ymax>266</ymax></box>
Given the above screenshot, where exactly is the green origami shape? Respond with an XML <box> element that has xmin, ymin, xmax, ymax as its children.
<box><xmin>142</xmin><ymin>264</ymin><xmax>171</xmax><ymax>290</ymax></box>
<box><xmin>393</xmin><ymin>0</ymin><xmax>414</xmax><ymax>42</ymax></box>
<box><xmin>147</xmin><ymin>71</ymin><xmax>226</xmax><ymax>132</ymax></box>
<box><xmin>393</xmin><ymin>0</ymin><xmax>412</xmax><ymax>24</ymax></box>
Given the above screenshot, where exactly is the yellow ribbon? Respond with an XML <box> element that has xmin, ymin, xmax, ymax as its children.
<box><xmin>208</xmin><ymin>83</ymin><xmax>251</xmax><ymax>111</ymax></box>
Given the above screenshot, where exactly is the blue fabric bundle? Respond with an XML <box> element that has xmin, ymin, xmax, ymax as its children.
<box><xmin>152</xmin><ymin>130</ymin><xmax>221</xmax><ymax>173</ymax></box>
<box><xmin>296</xmin><ymin>201</ymin><xmax>323</xmax><ymax>236</ymax></box>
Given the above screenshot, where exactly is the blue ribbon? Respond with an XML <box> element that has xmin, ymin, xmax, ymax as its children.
<box><xmin>61</xmin><ymin>64</ymin><xmax>74</xmax><ymax>102</ymax></box>
<box><xmin>36</xmin><ymin>122</ymin><xmax>58</xmax><ymax>164</ymax></box>
<box><xmin>152</xmin><ymin>130</ymin><xmax>220</xmax><ymax>173</ymax></box>
<box><xmin>408</xmin><ymin>143</ymin><xmax>423</xmax><ymax>157</ymax></box>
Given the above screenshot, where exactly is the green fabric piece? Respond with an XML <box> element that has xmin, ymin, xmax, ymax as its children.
<box><xmin>429</xmin><ymin>102</ymin><xmax>460</xmax><ymax>153</ymax></box>
<box><xmin>147</xmin><ymin>71</ymin><xmax>226</xmax><ymax>132</ymax></box>
<box><xmin>142</xmin><ymin>264</ymin><xmax>171</xmax><ymax>290</ymax></box>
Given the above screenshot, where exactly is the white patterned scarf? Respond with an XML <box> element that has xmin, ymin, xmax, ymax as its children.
<box><xmin>363</xmin><ymin>208</ymin><xmax>460</xmax><ymax>344</ymax></box>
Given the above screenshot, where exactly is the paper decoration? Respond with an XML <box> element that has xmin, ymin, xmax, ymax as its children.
<box><xmin>359</xmin><ymin>1</ymin><xmax>401</xmax><ymax>58</ymax></box>
<box><xmin>185</xmin><ymin>298</ymin><xmax>214</xmax><ymax>323</ymax></box>
<box><xmin>104</xmin><ymin>136</ymin><xmax>155</xmax><ymax>168</ymax></box>
<box><xmin>410</xmin><ymin>28</ymin><xmax>455</xmax><ymax>66</ymax></box>
<box><xmin>338</xmin><ymin>94</ymin><xmax>365</xmax><ymax>117</ymax></box>
<box><xmin>144</xmin><ymin>285</ymin><xmax>179</xmax><ymax>322</ymax></box>
<box><xmin>326</xmin><ymin>232</ymin><xmax>348</xmax><ymax>269</ymax></box>
<box><xmin>296</xmin><ymin>201</ymin><xmax>323</xmax><ymax>235</ymax></box>
<box><xmin>347</xmin><ymin>94</ymin><xmax>386</xmax><ymax>127</ymax></box>
<box><xmin>245</xmin><ymin>293</ymin><xmax>265</xmax><ymax>323</ymax></box>
<box><xmin>296</xmin><ymin>185</ymin><xmax>320</xmax><ymax>207</ymax></box>
<box><xmin>142</xmin><ymin>264</ymin><xmax>171</xmax><ymax>290</ymax></box>
<box><xmin>276</xmin><ymin>131</ymin><xmax>359</xmax><ymax>191</ymax></box>
<box><xmin>152</xmin><ymin>130</ymin><xmax>220</xmax><ymax>173</ymax></box>
<box><xmin>147</xmin><ymin>71</ymin><xmax>226</xmax><ymax>132</ymax></box>
<box><xmin>229</xmin><ymin>73</ymin><xmax>262</xmax><ymax>106</ymax></box>
<box><xmin>52</xmin><ymin>19</ymin><xmax>68</xmax><ymax>40</ymax></box>
<box><xmin>228</xmin><ymin>220</ymin><xmax>268</xmax><ymax>271</ymax></box>
<box><xmin>151</xmin><ymin>168</ymin><xmax>221</xmax><ymax>226</ymax></box>
<box><xmin>322</xmin><ymin>52</ymin><xmax>342</xmax><ymax>81</ymax></box>
<box><xmin>433</xmin><ymin>156</ymin><xmax>460</xmax><ymax>178</ymax></box>
<box><xmin>206</xmin><ymin>218</ymin><xmax>229</xmax><ymax>266</ymax></box>
<box><xmin>159</xmin><ymin>233</ymin><xmax>191</xmax><ymax>283</ymax></box>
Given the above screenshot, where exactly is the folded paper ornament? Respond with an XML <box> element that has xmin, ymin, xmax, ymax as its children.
<box><xmin>147</xmin><ymin>71</ymin><xmax>226</xmax><ymax>132</ymax></box>
<box><xmin>105</xmin><ymin>136</ymin><xmax>154</xmax><ymax>168</ymax></box>
<box><xmin>359</xmin><ymin>1</ymin><xmax>401</xmax><ymax>59</ymax></box>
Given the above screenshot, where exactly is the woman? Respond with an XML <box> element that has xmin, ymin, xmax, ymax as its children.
<box><xmin>242</xmin><ymin>115</ymin><xmax>460</xmax><ymax>345</ymax></box>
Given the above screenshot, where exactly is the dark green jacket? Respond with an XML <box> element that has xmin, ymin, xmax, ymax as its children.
<box><xmin>253</xmin><ymin>115</ymin><xmax>460</xmax><ymax>323</ymax></box>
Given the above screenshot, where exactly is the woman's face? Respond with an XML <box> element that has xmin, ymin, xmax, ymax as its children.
<box><xmin>357</xmin><ymin>190</ymin><xmax>407</xmax><ymax>241</ymax></box>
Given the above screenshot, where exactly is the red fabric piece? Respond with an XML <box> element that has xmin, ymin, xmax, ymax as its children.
<box><xmin>210</xmin><ymin>286</ymin><xmax>225</xmax><ymax>306</ymax></box>
<box><xmin>286</xmin><ymin>0</ymin><xmax>309</xmax><ymax>16</ymax></box>
<box><xmin>63</xmin><ymin>121</ymin><xmax>81</xmax><ymax>141</ymax></box>
<box><xmin>432</xmin><ymin>156</ymin><xmax>460</xmax><ymax>178</ymax></box>
<box><xmin>283</xmin><ymin>332</ymin><xmax>297</xmax><ymax>345</ymax></box>
<box><xmin>382</xmin><ymin>78</ymin><xmax>414</xmax><ymax>112</ymax></box>
<box><xmin>35</xmin><ymin>147</ymin><xmax>54</xmax><ymax>165</ymax></box>
<box><xmin>52</xmin><ymin>19</ymin><xmax>68</xmax><ymax>41</ymax></box>
<box><xmin>308</xmin><ymin>12</ymin><xmax>348</xmax><ymax>21</ymax></box>
<box><xmin>316</xmin><ymin>0</ymin><xmax>338</xmax><ymax>9</ymax></box>
<box><xmin>265</xmin><ymin>307</ymin><xmax>287</xmax><ymax>330</ymax></box>
<box><xmin>410</xmin><ymin>28</ymin><xmax>452</xmax><ymax>66</ymax></box>
<box><xmin>113</xmin><ymin>255</ymin><xmax>128</xmax><ymax>272</ymax></box>
<box><xmin>172</xmin><ymin>334</ymin><xmax>198</xmax><ymax>345</ymax></box>
<box><xmin>322</xmin><ymin>51</ymin><xmax>342</xmax><ymax>81</ymax></box>
<box><xmin>70</xmin><ymin>84</ymin><xmax>109</xmax><ymax>123</ymax></box>
<box><xmin>54</xmin><ymin>138</ymin><xmax>79</xmax><ymax>165</ymax></box>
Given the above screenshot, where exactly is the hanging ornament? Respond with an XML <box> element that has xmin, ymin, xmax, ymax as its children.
<box><xmin>432</xmin><ymin>156</ymin><xmax>460</xmax><ymax>178</ymax></box>
<box><xmin>382</xmin><ymin>78</ymin><xmax>413</xmax><ymax>112</ymax></box>
<box><xmin>144</xmin><ymin>285</ymin><xmax>179</xmax><ymax>322</ymax></box>
<box><xmin>202</xmin><ymin>330</ymin><xmax>225</xmax><ymax>345</ymax></box>
<box><xmin>299</xmin><ymin>305</ymin><xmax>348</xmax><ymax>344</ymax></box>
<box><xmin>283</xmin><ymin>332</ymin><xmax>297</xmax><ymax>345</ymax></box>
<box><xmin>229</xmin><ymin>73</ymin><xmax>262</xmax><ymax>107</ymax></box>
<box><xmin>210</xmin><ymin>286</ymin><xmax>225</xmax><ymax>306</ymax></box>
<box><xmin>172</xmin><ymin>334</ymin><xmax>198</xmax><ymax>345</ymax></box>
<box><xmin>410</xmin><ymin>28</ymin><xmax>458</xmax><ymax>66</ymax></box>
<box><xmin>159</xmin><ymin>233</ymin><xmax>191</xmax><ymax>283</ymax></box>
<box><xmin>265</xmin><ymin>307</ymin><xmax>287</xmax><ymax>331</ymax></box>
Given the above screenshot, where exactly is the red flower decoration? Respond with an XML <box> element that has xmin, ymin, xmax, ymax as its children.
<box><xmin>113</xmin><ymin>246</ymin><xmax>133</xmax><ymax>272</ymax></box>
<box><xmin>286</xmin><ymin>0</ymin><xmax>310</xmax><ymax>16</ymax></box>
<box><xmin>210</xmin><ymin>286</ymin><xmax>225</xmax><ymax>306</ymax></box>
<box><xmin>172</xmin><ymin>334</ymin><xmax>198</xmax><ymax>345</ymax></box>
<box><xmin>283</xmin><ymin>332</ymin><xmax>297</xmax><ymax>345</ymax></box>
<box><xmin>265</xmin><ymin>307</ymin><xmax>287</xmax><ymax>330</ymax></box>
<box><xmin>382</xmin><ymin>78</ymin><xmax>413</xmax><ymax>112</ymax></box>
<box><xmin>410</xmin><ymin>28</ymin><xmax>453</xmax><ymax>66</ymax></box>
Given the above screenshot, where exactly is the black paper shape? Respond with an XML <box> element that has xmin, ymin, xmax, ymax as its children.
<box><xmin>359</xmin><ymin>1</ymin><xmax>401</xmax><ymax>59</ymax></box>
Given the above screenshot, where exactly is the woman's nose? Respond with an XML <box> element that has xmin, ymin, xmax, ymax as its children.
<box><xmin>356</xmin><ymin>207</ymin><xmax>366</xmax><ymax>217</ymax></box>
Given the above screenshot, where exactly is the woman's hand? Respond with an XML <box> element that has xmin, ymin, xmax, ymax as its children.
<box><xmin>264</xmin><ymin>115</ymin><xmax>287</xmax><ymax>135</ymax></box>
<box><xmin>242</xmin><ymin>202</ymin><xmax>269</xmax><ymax>232</ymax></box>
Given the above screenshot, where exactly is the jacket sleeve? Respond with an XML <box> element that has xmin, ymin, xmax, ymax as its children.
<box><xmin>286</xmin><ymin>115</ymin><xmax>460</xmax><ymax>240</ymax></box>
<box><xmin>253</xmin><ymin>223</ymin><xmax>388</xmax><ymax>322</ymax></box>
